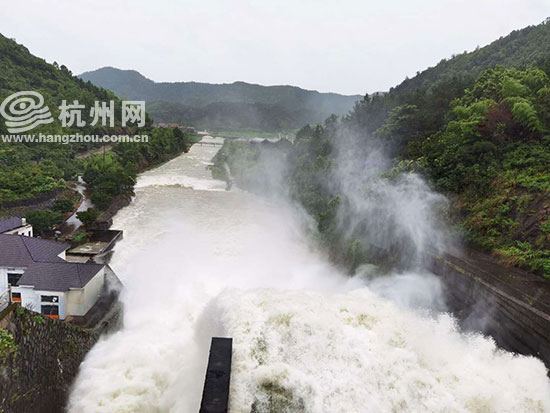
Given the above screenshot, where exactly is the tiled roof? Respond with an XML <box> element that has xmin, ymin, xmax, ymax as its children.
<box><xmin>21</xmin><ymin>236</ymin><xmax>69</xmax><ymax>262</ymax></box>
<box><xmin>0</xmin><ymin>217</ymin><xmax>23</xmax><ymax>233</ymax></box>
<box><xmin>0</xmin><ymin>234</ymin><xmax>67</xmax><ymax>267</ymax></box>
<box><xmin>18</xmin><ymin>262</ymin><xmax>104</xmax><ymax>291</ymax></box>
<box><xmin>0</xmin><ymin>234</ymin><xmax>104</xmax><ymax>291</ymax></box>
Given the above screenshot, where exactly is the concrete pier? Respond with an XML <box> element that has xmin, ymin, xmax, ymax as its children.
<box><xmin>200</xmin><ymin>337</ymin><xmax>233</xmax><ymax>413</ymax></box>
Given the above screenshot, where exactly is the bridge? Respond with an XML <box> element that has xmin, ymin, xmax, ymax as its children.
<box><xmin>196</xmin><ymin>140</ymin><xmax>224</xmax><ymax>147</ymax></box>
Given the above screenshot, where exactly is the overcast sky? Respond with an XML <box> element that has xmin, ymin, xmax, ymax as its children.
<box><xmin>3</xmin><ymin>0</ymin><xmax>549</xmax><ymax>95</ymax></box>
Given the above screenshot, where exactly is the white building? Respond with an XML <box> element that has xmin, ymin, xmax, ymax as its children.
<box><xmin>0</xmin><ymin>217</ymin><xmax>33</xmax><ymax>237</ymax></box>
<box><xmin>0</xmin><ymin>234</ymin><xmax>105</xmax><ymax>320</ymax></box>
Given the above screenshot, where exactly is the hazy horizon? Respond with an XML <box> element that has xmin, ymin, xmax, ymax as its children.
<box><xmin>3</xmin><ymin>0</ymin><xmax>549</xmax><ymax>95</ymax></box>
<box><xmin>80</xmin><ymin>66</ymin><xmax>366</xmax><ymax>96</ymax></box>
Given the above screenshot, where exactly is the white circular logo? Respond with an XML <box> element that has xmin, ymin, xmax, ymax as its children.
<box><xmin>0</xmin><ymin>91</ymin><xmax>54</xmax><ymax>133</ymax></box>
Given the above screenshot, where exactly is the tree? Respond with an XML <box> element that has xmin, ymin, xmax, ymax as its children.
<box><xmin>52</xmin><ymin>199</ymin><xmax>74</xmax><ymax>213</ymax></box>
<box><xmin>25</xmin><ymin>210</ymin><xmax>62</xmax><ymax>234</ymax></box>
<box><xmin>76</xmin><ymin>208</ymin><xmax>101</xmax><ymax>227</ymax></box>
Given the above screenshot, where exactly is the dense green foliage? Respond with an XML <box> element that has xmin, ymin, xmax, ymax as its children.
<box><xmin>0</xmin><ymin>33</ymin><xmax>120</xmax><ymax>204</ymax></box>
<box><xmin>414</xmin><ymin>67</ymin><xmax>550</xmax><ymax>277</ymax></box>
<box><xmin>0</xmin><ymin>329</ymin><xmax>16</xmax><ymax>363</ymax></box>
<box><xmin>80</xmin><ymin>67</ymin><xmax>360</xmax><ymax>132</ymax></box>
<box><xmin>306</xmin><ymin>20</ymin><xmax>550</xmax><ymax>277</ymax></box>
<box><xmin>52</xmin><ymin>198</ymin><xmax>74</xmax><ymax>213</ymax></box>
<box><xmin>76</xmin><ymin>208</ymin><xmax>101</xmax><ymax>227</ymax></box>
<box><xmin>351</xmin><ymin>19</ymin><xmax>550</xmax><ymax>138</ymax></box>
<box><xmin>217</xmin><ymin>20</ymin><xmax>550</xmax><ymax>278</ymax></box>
<box><xmin>83</xmin><ymin>126</ymin><xmax>194</xmax><ymax>209</ymax></box>
<box><xmin>0</xmin><ymin>34</ymin><xmax>194</xmax><ymax>218</ymax></box>
<box><xmin>25</xmin><ymin>210</ymin><xmax>62</xmax><ymax>234</ymax></box>
<box><xmin>211</xmin><ymin>138</ymin><xmax>292</xmax><ymax>190</ymax></box>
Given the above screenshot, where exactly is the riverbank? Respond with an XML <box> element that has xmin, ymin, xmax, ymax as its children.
<box><xmin>91</xmin><ymin>141</ymin><xmax>200</xmax><ymax>231</ymax></box>
<box><xmin>428</xmin><ymin>248</ymin><xmax>550</xmax><ymax>371</ymax></box>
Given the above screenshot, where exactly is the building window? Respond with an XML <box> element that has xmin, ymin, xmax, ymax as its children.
<box><xmin>41</xmin><ymin>295</ymin><xmax>59</xmax><ymax>303</ymax></box>
<box><xmin>41</xmin><ymin>305</ymin><xmax>59</xmax><ymax>319</ymax></box>
<box><xmin>11</xmin><ymin>292</ymin><xmax>21</xmax><ymax>302</ymax></box>
<box><xmin>7</xmin><ymin>273</ymin><xmax>22</xmax><ymax>286</ymax></box>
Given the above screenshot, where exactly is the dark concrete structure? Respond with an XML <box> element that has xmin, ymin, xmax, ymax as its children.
<box><xmin>428</xmin><ymin>250</ymin><xmax>550</xmax><ymax>371</ymax></box>
<box><xmin>200</xmin><ymin>337</ymin><xmax>233</xmax><ymax>413</ymax></box>
<box><xmin>66</xmin><ymin>229</ymin><xmax>123</xmax><ymax>263</ymax></box>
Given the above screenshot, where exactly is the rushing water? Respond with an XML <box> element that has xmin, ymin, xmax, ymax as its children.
<box><xmin>68</xmin><ymin>138</ymin><xmax>550</xmax><ymax>413</ymax></box>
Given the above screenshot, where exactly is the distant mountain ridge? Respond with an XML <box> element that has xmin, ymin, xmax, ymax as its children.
<box><xmin>79</xmin><ymin>67</ymin><xmax>361</xmax><ymax>131</ymax></box>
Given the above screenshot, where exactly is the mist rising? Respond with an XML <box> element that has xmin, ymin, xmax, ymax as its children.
<box><xmin>67</xmin><ymin>138</ymin><xmax>550</xmax><ymax>412</ymax></box>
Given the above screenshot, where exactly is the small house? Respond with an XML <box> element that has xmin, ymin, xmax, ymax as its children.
<box><xmin>0</xmin><ymin>234</ymin><xmax>105</xmax><ymax>319</ymax></box>
<box><xmin>0</xmin><ymin>217</ymin><xmax>33</xmax><ymax>237</ymax></box>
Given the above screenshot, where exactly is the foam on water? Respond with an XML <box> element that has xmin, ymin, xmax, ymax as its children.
<box><xmin>217</xmin><ymin>288</ymin><xmax>549</xmax><ymax>413</ymax></box>
<box><xmin>67</xmin><ymin>142</ymin><xmax>550</xmax><ymax>413</ymax></box>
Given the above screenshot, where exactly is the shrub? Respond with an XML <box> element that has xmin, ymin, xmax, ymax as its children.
<box><xmin>76</xmin><ymin>208</ymin><xmax>101</xmax><ymax>227</ymax></box>
<box><xmin>52</xmin><ymin>199</ymin><xmax>74</xmax><ymax>213</ymax></box>
<box><xmin>25</xmin><ymin>210</ymin><xmax>63</xmax><ymax>233</ymax></box>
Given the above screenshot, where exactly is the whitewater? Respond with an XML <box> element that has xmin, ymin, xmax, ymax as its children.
<box><xmin>68</xmin><ymin>138</ymin><xmax>550</xmax><ymax>413</ymax></box>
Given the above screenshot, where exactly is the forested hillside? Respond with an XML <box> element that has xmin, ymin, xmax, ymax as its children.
<box><xmin>351</xmin><ymin>18</ymin><xmax>550</xmax><ymax>139</ymax></box>
<box><xmin>216</xmin><ymin>19</ymin><xmax>550</xmax><ymax>278</ymax></box>
<box><xmin>0</xmin><ymin>34</ymin><xmax>194</xmax><ymax>230</ymax></box>
<box><xmin>0</xmin><ymin>33</ymin><xmax>121</xmax><ymax>204</ymax></box>
<box><xmin>343</xmin><ymin>19</ymin><xmax>550</xmax><ymax>276</ymax></box>
<box><xmin>80</xmin><ymin>67</ymin><xmax>361</xmax><ymax>131</ymax></box>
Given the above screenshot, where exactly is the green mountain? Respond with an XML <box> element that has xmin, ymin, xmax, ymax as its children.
<box><xmin>337</xmin><ymin>19</ymin><xmax>550</xmax><ymax>277</ymax></box>
<box><xmin>0</xmin><ymin>34</ymin><xmax>192</xmax><ymax>211</ymax></box>
<box><xmin>0</xmin><ymin>34</ymin><xmax>118</xmax><ymax>137</ymax></box>
<box><xmin>0</xmin><ymin>33</ymin><xmax>123</xmax><ymax>205</ymax></box>
<box><xmin>217</xmin><ymin>19</ymin><xmax>550</xmax><ymax>278</ymax></box>
<box><xmin>79</xmin><ymin>67</ymin><xmax>361</xmax><ymax>131</ymax></box>
<box><xmin>352</xmin><ymin>18</ymin><xmax>550</xmax><ymax>137</ymax></box>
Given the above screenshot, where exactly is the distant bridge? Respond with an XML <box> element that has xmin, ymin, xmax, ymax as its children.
<box><xmin>196</xmin><ymin>140</ymin><xmax>224</xmax><ymax>147</ymax></box>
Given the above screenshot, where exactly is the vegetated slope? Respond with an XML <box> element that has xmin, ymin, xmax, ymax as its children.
<box><xmin>351</xmin><ymin>18</ymin><xmax>550</xmax><ymax>137</ymax></box>
<box><xmin>0</xmin><ymin>32</ymin><xmax>121</xmax><ymax>205</ymax></box>
<box><xmin>0</xmin><ymin>34</ymin><xmax>193</xmax><ymax>218</ymax></box>
<box><xmin>0</xmin><ymin>33</ymin><xmax>117</xmax><ymax>137</ymax></box>
<box><xmin>397</xmin><ymin>18</ymin><xmax>550</xmax><ymax>94</ymax></box>
<box><xmin>343</xmin><ymin>19</ymin><xmax>550</xmax><ymax>277</ymax></box>
<box><xmin>147</xmin><ymin>100</ymin><xmax>322</xmax><ymax>131</ymax></box>
<box><xmin>216</xmin><ymin>19</ymin><xmax>550</xmax><ymax>278</ymax></box>
<box><xmin>79</xmin><ymin>67</ymin><xmax>361</xmax><ymax>131</ymax></box>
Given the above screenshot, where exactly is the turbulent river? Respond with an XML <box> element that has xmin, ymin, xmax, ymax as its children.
<box><xmin>68</xmin><ymin>138</ymin><xmax>550</xmax><ymax>413</ymax></box>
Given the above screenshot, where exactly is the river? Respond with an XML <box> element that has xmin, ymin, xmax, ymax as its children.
<box><xmin>68</xmin><ymin>137</ymin><xmax>550</xmax><ymax>413</ymax></box>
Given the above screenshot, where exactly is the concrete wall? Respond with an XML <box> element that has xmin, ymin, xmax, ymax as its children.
<box><xmin>0</xmin><ymin>266</ymin><xmax>25</xmax><ymax>306</ymax></box>
<box><xmin>66</xmin><ymin>268</ymin><xmax>105</xmax><ymax>317</ymax></box>
<box><xmin>11</xmin><ymin>287</ymin><xmax>67</xmax><ymax>320</ymax></box>
<box><xmin>0</xmin><ymin>305</ymin><xmax>99</xmax><ymax>413</ymax></box>
<box><xmin>428</xmin><ymin>252</ymin><xmax>550</xmax><ymax>370</ymax></box>
<box><xmin>0</xmin><ymin>267</ymin><xmax>10</xmax><ymax>295</ymax></box>
<box><xmin>0</xmin><ymin>266</ymin><xmax>25</xmax><ymax>290</ymax></box>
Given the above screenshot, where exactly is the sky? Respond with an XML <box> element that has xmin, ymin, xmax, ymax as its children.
<box><xmin>2</xmin><ymin>0</ymin><xmax>549</xmax><ymax>95</ymax></box>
